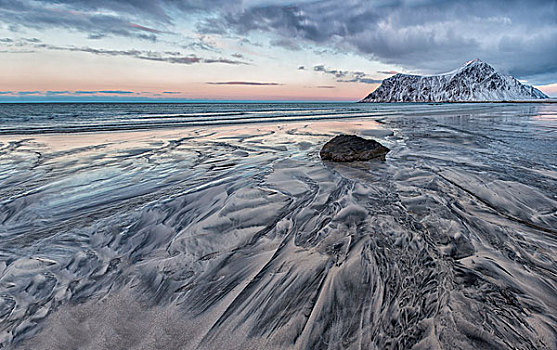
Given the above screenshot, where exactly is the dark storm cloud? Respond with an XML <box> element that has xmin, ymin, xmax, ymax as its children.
<box><xmin>220</xmin><ymin>0</ymin><xmax>557</xmax><ymax>83</ymax></box>
<box><xmin>2</xmin><ymin>0</ymin><xmax>556</xmax><ymax>83</ymax></box>
<box><xmin>0</xmin><ymin>0</ymin><xmax>165</xmax><ymax>41</ymax></box>
<box><xmin>0</xmin><ymin>0</ymin><xmax>237</xmax><ymax>41</ymax></box>
<box><xmin>270</xmin><ymin>38</ymin><xmax>302</xmax><ymax>51</ymax></box>
<box><xmin>313</xmin><ymin>65</ymin><xmax>382</xmax><ymax>84</ymax></box>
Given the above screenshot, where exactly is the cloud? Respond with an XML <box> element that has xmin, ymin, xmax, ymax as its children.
<box><xmin>316</xmin><ymin>85</ymin><xmax>335</xmax><ymax>88</ymax></box>
<box><xmin>206</xmin><ymin>81</ymin><xmax>282</xmax><ymax>85</ymax></box>
<box><xmin>0</xmin><ymin>37</ymin><xmax>41</xmax><ymax>46</ymax></box>
<box><xmin>129</xmin><ymin>23</ymin><xmax>164</xmax><ymax>34</ymax></box>
<box><xmin>312</xmin><ymin>65</ymin><xmax>382</xmax><ymax>84</ymax></box>
<box><xmin>1</xmin><ymin>90</ymin><xmax>156</xmax><ymax>97</ymax></box>
<box><xmin>314</xmin><ymin>65</ymin><xmax>348</xmax><ymax>78</ymax></box>
<box><xmin>182</xmin><ymin>39</ymin><xmax>219</xmax><ymax>52</ymax></box>
<box><xmin>0</xmin><ymin>0</ymin><xmax>172</xmax><ymax>41</ymax></box>
<box><xmin>162</xmin><ymin>91</ymin><xmax>181</xmax><ymax>94</ymax></box>
<box><xmin>88</xmin><ymin>33</ymin><xmax>106</xmax><ymax>40</ymax></box>
<box><xmin>46</xmin><ymin>91</ymin><xmax>71</xmax><ymax>94</ymax></box>
<box><xmin>216</xmin><ymin>0</ymin><xmax>557</xmax><ymax>83</ymax></box>
<box><xmin>61</xmin><ymin>45</ymin><xmax>247</xmax><ymax>65</ymax></box>
<box><xmin>23</xmin><ymin>38</ymin><xmax>41</xmax><ymax>43</ymax></box>
<box><xmin>377</xmin><ymin>70</ymin><xmax>398</xmax><ymax>75</ymax></box>
<box><xmin>6</xmin><ymin>41</ymin><xmax>248</xmax><ymax>66</ymax></box>
<box><xmin>270</xmin><ymin>38</ymin><xmax>302</xmax><ymax>51</ymax></box>
<box><xmin>351</xmin><ymin>78</ymin><xmax>383</xmax><ymax>84</ymax></box>
<box><xmin>202</xmin><ymin>58</ymin><xmax>248</xmax><ymax>64</ymax></box>
<box><xmin>196</xmin><ymin>17</ymin><xmax>231</xmax><ymax>35</ymax></box>
<box><xmin>74</xmin><ymin>90</ymin><xmax>134</xmax><ymax>94</ymax></box>
<box><xmin>1</xmin><ymin>0</ymin><xmax>556</xmax><ymax>84</ymax></box>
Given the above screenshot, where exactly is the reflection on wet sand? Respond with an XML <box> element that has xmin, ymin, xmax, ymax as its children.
<box><xmin>0</xmin><ymin>105</ymin><xmax>556</xmax><ymax>349</ymax></box>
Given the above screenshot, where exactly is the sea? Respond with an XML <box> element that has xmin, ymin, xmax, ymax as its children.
<box><xmin>0</xmin><ymin>102</ymin><xmax>556</xmax><ymax>349</ymax></box>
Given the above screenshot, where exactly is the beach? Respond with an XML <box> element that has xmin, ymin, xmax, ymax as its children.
<box><xmin>0</xmin><ymin>103</ymin><xmax>555</xmax><ymax>349</ymax></box>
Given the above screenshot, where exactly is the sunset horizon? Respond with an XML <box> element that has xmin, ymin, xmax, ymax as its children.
<box><xmin>2</xmin><ymin>1</ymin><xmax>556</xmax><ymax>101</ymax></box>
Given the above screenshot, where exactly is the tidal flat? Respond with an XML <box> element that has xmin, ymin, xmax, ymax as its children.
<box><xmin>0</xmin><ymin>103</ymin><xmax>555</xmax><ymax>349</ymax></box>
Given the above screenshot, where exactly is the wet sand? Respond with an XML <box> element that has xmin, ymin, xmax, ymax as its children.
<box><xmin>0</xmin><ymin>105</ymin><xmax>556</xmax><ymax>349</ymax></box>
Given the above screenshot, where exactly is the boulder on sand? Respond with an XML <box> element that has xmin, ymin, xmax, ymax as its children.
<box><xmin>320</xmin><ymin>135</ymin><xmax>390</xmax><ymax>162</ymax></box>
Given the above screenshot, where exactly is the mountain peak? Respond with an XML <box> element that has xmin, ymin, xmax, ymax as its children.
<box><xmin>464</xmin><ymin>58</ymin><xmax>485</xmax><ymax>66</ymax></box>
<box><xmin>456</xmin><ymin>58</ymin><xmax>495</xmax><ymax>74</ymax></box>
<box><xmin>361</xmin><ymin>60</ymin><xmax>548</xmax><ymax>102</ymax></box>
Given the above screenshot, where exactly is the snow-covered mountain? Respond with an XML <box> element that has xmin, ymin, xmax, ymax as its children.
<box><xmin>361</xmin><ymin>59</ymin><xmax>548</xmax><ymax>102</ymax></box>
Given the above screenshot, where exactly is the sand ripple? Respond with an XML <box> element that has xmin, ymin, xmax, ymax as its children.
<box><xmin>0</xmin><ymin>104</ymin><xmax>555</xmax><ymax>349</ymax></box>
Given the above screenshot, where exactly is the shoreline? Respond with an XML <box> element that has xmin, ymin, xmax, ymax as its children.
<box><xmin>1</xmin><ymin>103</ymin><xmax>556</xmax><ymax>349</ymax></box>
<box><xmin>358</xmin><ymin>99</ymin><xmax>557</xmax><ymax>103</ymax></box>
<box><xmin>0</xmin><ymin>99</ymin><xmax>556</xmax><ymax>105</ymax></box>
<box><xmin>1</xmin><ymin>101</ymin><xmax>555</xmax><ymax>137</ymax></box>
<box><xmin>0</xmin><ymin>112</ymin><xmax>387</xmax><ymax>136</ymax></box>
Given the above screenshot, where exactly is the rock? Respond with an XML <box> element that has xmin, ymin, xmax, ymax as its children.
<box><xmin>320</xmin><ymin>135</ymin><xmax>390</xmax><ymax>162</ymax></box>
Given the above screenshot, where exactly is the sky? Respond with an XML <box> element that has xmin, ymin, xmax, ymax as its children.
<box><xmin>0</xmin><ymin>0</ymin><xmax>556</xmax><ymax>101</ymax></box>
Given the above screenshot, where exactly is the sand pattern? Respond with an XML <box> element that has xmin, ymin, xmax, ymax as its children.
<box><xmin>0</xmin><ymin>103</ymin><xmax>555</xmax><ymax>349</ymax></box>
